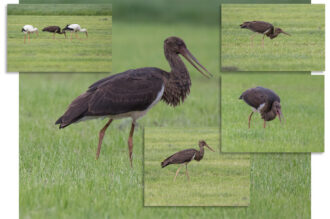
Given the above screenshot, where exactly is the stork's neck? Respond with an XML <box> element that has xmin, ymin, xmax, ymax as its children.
<box><xmin>262</xmin><ymin>107</ymin><xmax>277</xmax><ymax>121</ymax></box>
<box><xmin>161</xmin><ymin>49</ymin><xmax>191</xmax><ymax>106</ymax></box>
<box><xmin>196</xmin><ymin>146</ymin><xmax>204</xmax><ymax>160</ymax></box>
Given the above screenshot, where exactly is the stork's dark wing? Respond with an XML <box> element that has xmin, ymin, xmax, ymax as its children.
<box><xmin>42</xmin><ymin>26</ymin><xmax>60</xmax><ymax>33</ymax></box>
<box><xmin>242</xmin><ymin>21</ymin><xmax>274</xmax><ymax>34</ymax></box>
<box><xmin>55</xmin><ymin>68</ymin><xmax>165</xmax><ymax>128</ymax></box>
<box><xmin>161</xmin><ymin>149</ymin><xmax>197</xmax><ymax>167</ymax></box>
<box><xmin>239</xmin><ymin>86</ymin><xmax>280</xmax><ymax>109</ymax></box>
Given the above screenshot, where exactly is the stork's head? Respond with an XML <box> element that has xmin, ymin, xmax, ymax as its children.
<box><xmin>272</xmin><ymin>101</ymin><xmax>284</xmax><ymax>123</ymax></box>
<box><xmin>198</xmin><ymin>140</ymin><xmax>215</xmax><ymax>152</ymax></box>
<box><xmin>164</xmin><ymin>36</ymin><xmax>213</xmax><ymax>78</ymax></box>
<box><xmin>272</xmin><ymin>28</ymin><xmax>290</xmax><ymax>39</ymax></box>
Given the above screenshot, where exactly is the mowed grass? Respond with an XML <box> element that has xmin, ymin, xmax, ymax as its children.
<box><xmin>221</xmin><ymin>4</ymin><xmax>325</xmax><ymax>71</ymax></box>
<box><xmin>221</xmin><ymin>73</ymin><xmax>324</xmax><ymax>152</ymax></box>
<box><xmin>20</xmin><ymin>21</ymin><xmax>310</xmax><ymax>218</ymax></box>
<box><xmin>7</xmin><ymin>15</ymin><xmax>112</xmax><ymax>72</ymax></box>
<box><xmin>144</xmin><ymin>127</ymin><xmax>250</xmax><ymax>206</ymax></box>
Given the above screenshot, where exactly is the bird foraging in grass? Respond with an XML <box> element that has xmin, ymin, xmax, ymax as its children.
<box><xmin>55</xmin><ymin>36</ymin><xmax>212</xmax><ymax>167</ymax></box>
<box><xmin>42</xmin><ymin>26</ymin><xmax>66</xmax><ymax>39</ymax></box>
<box><xmin>62</xmin><ymin>24</ymin><xmax>88</xmax><ymax>40</ymax></box>
<box><xmin>161</xmin><ymin>140</ymin><xmax>215</xmax><ymax>181</ymax></box>
<box><xmin>22</xmin><ymin>25</ymin><xmax>38</xmax><ymax>44</ymax></box>
<box><xmin>239</xmin><ymin>86</ymin><xmax>284</xmax><ymax>128</ymax></box>
<box><xmin>240</xmin><ymin>21</ymin><xmax>290</xmax><ymax>47</ymax></box>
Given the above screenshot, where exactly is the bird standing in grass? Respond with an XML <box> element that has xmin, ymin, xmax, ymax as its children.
<box><xmin>22</xmin><ymin>25</ymin><xmax>38</xmax><ymax>44</ymax></box>
<box><xmin>161</xmin><ymin>140</ymin><xmax>215</xmax><ymax>181</ymax></box>
<box><xmin>62</xmin><ymin>24</ymin><xmax>88</xmax><ymax>40</ymax></box>
<box><xmin>55</xmin><ymin>36</ymin><xmax>212</xmax><ymax>167</ymax></box>
<box><xmin>239</xmin><ymin>86</ymin><xmax>284</xmax><ymax>128</ymax></box>
<box><xmin>42</xmin><ymin>26</ymin><xmax>66</xmax><ymax>39</ymax></box>
<box><xmin>240</xmin><ymin>21</ymin><xmax>290</xmax><ymax>47</ymax></box>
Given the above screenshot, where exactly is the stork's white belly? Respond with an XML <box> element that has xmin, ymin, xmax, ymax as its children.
<box><xmin>252</xmin><ymin>103</ymin><xmax>265</xmax><ymax>113</ymax></box>
<box><xmin>77</xmin><ymin>84</ymin><xmax>165</xmax><ymax>123</ymax></box>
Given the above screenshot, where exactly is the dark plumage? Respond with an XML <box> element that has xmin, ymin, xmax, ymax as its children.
<box><xmin>42</xmin><ymin>26</ymin><xmax>66</xmax><ymax>39</ymax></box>
<box><xmin>240</xmin><ymin>21</ymin><xmax>290</xmax><ymax>46</ymax></box>
<box><xmin>239</xmin><ymin>86</ymin><xmax>284</xmax><ymax>128</ymax></box>
<box><xmin>55</xmin><ymin>36</ymin><xmax>212</xmax><ymax>167</ymax></box>
<box><xmin>161</xmin><ymin>140</ymin><xmax>215</xmax><ymax>181</ymax></box>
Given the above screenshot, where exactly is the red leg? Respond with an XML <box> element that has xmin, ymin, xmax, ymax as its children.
<box><xmin>128</xmin><ymin>122</ymin><xmax>135</xmax><ymax>167</ymax></box>
<box><xmin>96</xmin><ymin>119</ymin><xmax>113</xmax><ymax>159</ymax></box>
<box><xmin>248</xmin><ymin>112</ymin><xmax>254</xmax><ymax>129</ymax></box>
<box><xmin>263</xmin><ymin>120</ymin><xmax>266</xmax><ymax>128</ymax></box>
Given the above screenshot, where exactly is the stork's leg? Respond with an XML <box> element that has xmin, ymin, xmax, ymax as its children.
<box><xmin>173</xmin><ymin>164</ymin><xmax>184</xmax><ymax>182</ymax></box>
<box><xmin>185</xmin><ymin>164</ymin><xmax>190</xmax><ymax>181</ymax></box>
<box><xmin>24</xmin><ymin>34</ymin><xmax>26</xmax><ymax>44</ymax></box>
<box><xmin>248</xmin><ymin>112</ymin><xmax>254</xmax><ymax>129</ymax></box>
<box><xmin>75</xmin><ymin>32</ymin><xmax>79</xmax><ymax>40</ymax></box>
<box><xmin>70</xmin><ymin>32</ymin><xmax>73</xmax><ymax>41</ymax></box>
<box><xmin>28</xmin><ymin>33</ymin><xmax>30</xmax><ymax>42</ymax></box>
<box><xmin>128</xmin><ymin>122</ymin><xmax>135</xmax><ymax>167</ymax></box>
<box><xmin>262</xmin><ymin>34</ymin><xmax>265</xmax><ymax>47</ymax></box>
<box><xmin>96</xmin><ymin>119</ymin><xmax>113</xmax><ymax>160</ymax></box>
<box><xmin>263</xmin><ymin>120</ymin><xmax>266</xmax><ymax>128</ymax></box>
<box><xmin>250</xmin><ymin>33</ymin><xmax>257</xmax><ymax>47</ymax></box>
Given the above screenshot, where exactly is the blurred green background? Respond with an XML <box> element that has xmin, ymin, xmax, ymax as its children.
<box><xmin>19</xmin><ymin>0</ymin><xmax>311</xmax><ymax>218</ymax></box>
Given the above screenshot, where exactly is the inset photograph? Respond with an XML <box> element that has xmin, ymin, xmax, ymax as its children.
<box><xmin>221</xmin><ymin>73</ymin><xmax>324</xmax><ymax>152</ymax></box>
<box><xmin>221</xmin><ymin>4</ymin><xmax>325</xmax><ymax>71</ymax></box>
<box><xmin>144</xmin><ymin>127</ymin><xmax>250</xmax><ymax>206</ymax></box>
<box><xmin>7</xmin><ymin>4</ymin><xmax>112</xmax><ymax>72</ymax></box>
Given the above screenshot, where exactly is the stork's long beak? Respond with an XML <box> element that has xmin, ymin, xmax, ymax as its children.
<box><xmin>205</xmin><ymin>144</ymin><xmax>215</xmax><ymax>152</ymax></box>
<box><xmin>281</xmin><ymin>31</ymin><xmax>291</xmax><ymax>36</ymax></box>
<box><xmin>180</xmin><ymin>48</ymin><xmax>213</xmax><ymax>78</ymax></box>
<box><xmin>277</xmin><ymin>109</ymin><xmax>285</xmax><ymax>124</ymax></box>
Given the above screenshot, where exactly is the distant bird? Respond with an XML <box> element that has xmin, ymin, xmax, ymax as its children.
<box><xmin>21</xmin><ymin>25</ymin><xmax>38</xmax><ymax>44</ymax></box>
<box><xmin>62</xmin><ymin>24</ymin><xmax>88</xmax><ymax>40</ymax></box>
<box><xmin>161</xmin><ymin>140</ymin><xmax>215</xmax><ymax>181</ymax></box>
<box><xmin>42</xmin><ymin>26</ymin><xmax>66</xmax><ymax>39</ymax></box>
<box><xmin>239</xmin><ymin>86</ymin><xmax>284</xmax><ymax>128</ymax></box>
<box><xmin>55</xmin><ymin>36</ymin><xmax>212</xmax><ymax>167</ymax></box>
<box><xmin>240</xmin><ymin>21</ymin><xmax>290</xmax><ymax>47</ymax></box>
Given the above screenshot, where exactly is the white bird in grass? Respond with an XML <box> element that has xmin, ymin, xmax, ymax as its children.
<box><xmin>21</xmin><ymin>25</ymin><xmax>39</xmax><ymax>44</ymax></box>
<box><xmin>63</xmin><ymin>24</ymin><xmax>88</xmax><ymax>40</ymax></box>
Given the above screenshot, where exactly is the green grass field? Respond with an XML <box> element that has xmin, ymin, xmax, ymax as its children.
<box><xmin>221</xmin><ymin>4</ymin><xmax>325</xmax><ymax>71</ymax></box>
<box><xmin>221</xmin><ymin>73</ymin><xmax>324</xmax><ymax>152</ymax></box>
<box><xmin>20</xmin><ymin>20</ymin><xmax>310</xmax><ymax>218</ymax></box>
<box><xmin>144</xmin><ymin>127</ymin><xmax>250</xmax><ymax>206</ymax></box>
<box><xmin>7</xmin><ymin>4</ymin><xmax>112</xmax><ymax>72</ymax></box>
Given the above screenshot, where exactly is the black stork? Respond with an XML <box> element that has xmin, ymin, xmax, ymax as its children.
<box><xmin>240</xmin><ymin>21</ymin><xmax>290</xmax><ymax>47</ymax></box>
<box><xmin>42</xmin><ymin>26</ymin><xmax>66</xmax><ymax>39</ymax></box>
<box><xmin>239</xmin><ymin>86</ymin><xmax>284</xmax><ymax>128</ymax></box>
<box><xmin>161</xmin><ymin>140</ymin><xmax>215</xmax><ymax>181</ymax></box>
<box><xmin>55</xmin><ymin>36</ymin><xmax>212</xmax><ymax>167</ymax></box>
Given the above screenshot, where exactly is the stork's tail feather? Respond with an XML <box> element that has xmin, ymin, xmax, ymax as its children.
<box><xmin>55</xmin><ymin>116</ymin><xmax>65</xmax><ymax>129</ymax></box>
<box><xmin>240</xmin><ymin>22</ymin><xmax>249</xmax><ymax>28</ymax></box>
<box><xmin>161</xmin><ymin>160</ymin><xmax>169</xmax><ymax>168</ymax></box>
